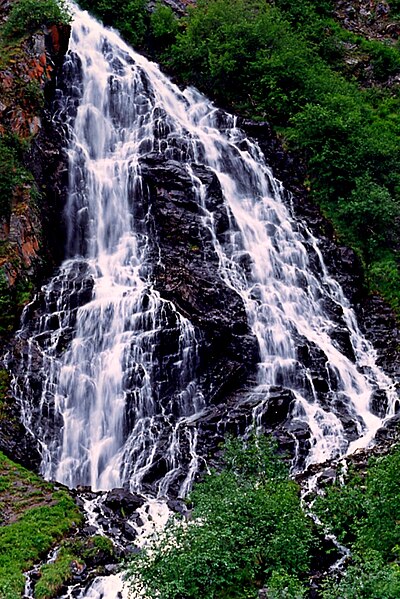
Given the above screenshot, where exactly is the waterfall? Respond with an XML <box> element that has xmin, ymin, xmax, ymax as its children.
<box><xmin>9</xmin><ymin>5</ymin><xmax>397</xmax><ymax>497</ymax></box>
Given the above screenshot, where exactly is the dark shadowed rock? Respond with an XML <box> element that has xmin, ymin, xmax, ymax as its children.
<box><xmin>139</xmin><ymin>154</ymin><xmax>260</xmax><ymax>411</ymax></box>
<box><xmin>104</xmin><ymin>488</ymin><xmax>145</xmax><ymax>515</ymax></box>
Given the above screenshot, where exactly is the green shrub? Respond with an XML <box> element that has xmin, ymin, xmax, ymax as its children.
<box><xmin>316</xmin><ymin>447</ymin><xmax>400</xmax><ymax>596</ymax></box>
<box><xmin>0</xmin><ymin>136</ymin><xmax>30</xmax><ymax>221</ymax></box>
<box><xmin>365</xmin><ymin>40</ymin><xmax>400</xmax><ymax>81</ymax></box>
<box><xmin>79</xmin><ymin>0</ymin><xmax>147</xmax><ymax>48</ymax></box>
<box><xmin>322</xmin><ymin>552</ymin><xmax>400</xmax><ymax>599</ymax></box>
<box><xmin>126</xmin><ymin>436</ymin><xmax>314</xmax><ymax>599</ymax></box>
<box><xmin>389</xmin><ymin>0</ymin><xmax>400</xmax><ymax>17</ymax></box>
<box><xmin>0</xmin><ymin>269</ymin><xmax>15</xmax><ymax>335</ymax></box>
<box><xmin>149</xmin><ymin>1</ymin><xmax>179</xmax><ymax>56</ymax></box>
<box><xmin>337</xmin><ymin>176</ymin><xmax>399</xmax><ymax>264</ymax></box>
<box><xmin>2</xmin><ymin>0</ymin><xmax>71</xmax><ymax>40</ymax></box>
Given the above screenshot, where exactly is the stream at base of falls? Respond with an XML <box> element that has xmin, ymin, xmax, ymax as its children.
<box><xmin>12</xmin><ymin>2</ymin><xmax>399</xmax><ymax>597</ymax></box>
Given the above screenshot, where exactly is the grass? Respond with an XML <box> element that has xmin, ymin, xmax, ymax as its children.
<box><xmin>0</xmin><ymin>452</ymin><xmax>82</xmax><ymax>599</ymax></box>
<box><xmin>34</xmin><ymin>536</ymin><xmax>115</xmax><ymax>599</ymax></box>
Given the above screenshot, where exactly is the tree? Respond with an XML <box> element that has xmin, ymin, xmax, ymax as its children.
<box><xmin>126</xmin><ymin>436</ymin><xmax>314</xmax><ymax>599</ymax></box>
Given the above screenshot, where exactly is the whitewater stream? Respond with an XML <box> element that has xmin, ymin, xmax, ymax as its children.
<box><xmin>11</xmin><ymin>4</ymin><xmax>399</xmax><ymax>597</ymax></box>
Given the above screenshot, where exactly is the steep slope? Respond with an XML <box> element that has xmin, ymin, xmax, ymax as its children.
<box><xmin>0</xmin><ymin>0</ymin><xmax>70</xmax><ymax>462</ymax></box>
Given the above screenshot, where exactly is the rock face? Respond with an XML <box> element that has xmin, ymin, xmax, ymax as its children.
<box><xmin>147</xmin><ymin>0</ymin><xmax>195</xmax><ymax>16</ymax></box>
<box><xmin>0</xmin><ymin>16</ymin><xmax>70</xmax><ymax>285</ymax></box>
<box><xmin>140</xmin><ymin>154</ymin><xmax>259</xmax><ymax>405</ymax></box>
<box><xmin>0</xmin><ymin>1</ymin><xmax>70</xmax><ymax>462</ymax></box>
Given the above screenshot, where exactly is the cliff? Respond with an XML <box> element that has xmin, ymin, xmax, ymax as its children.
<box><xmin>0</xmin><ymin>0</ymin><xmax>70</xmax><ymax>463</ymax></box>
<box><xmin>0</xmin><ymin>0</ymin><xmax>70</xmax><ymax>335</ymax></box>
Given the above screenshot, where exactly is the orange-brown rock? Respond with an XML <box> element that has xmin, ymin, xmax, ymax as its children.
<box><xmin>0</xmin><ymin>2</ymin><xmax>70</xmax><ymax>324</ymax></box>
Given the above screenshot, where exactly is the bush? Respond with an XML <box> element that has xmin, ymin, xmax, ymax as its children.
<box><xmin>79</xmin><ymin>0</ymin><xmax>147</xmax><ymax>48</ymax></box>
<box><xmin>126</xmin><ymin>436</ymin><xmax>314</xmax><ymax>599</ymax></box>
<box><xmin>2</xmin><ymin>0</ymin><xmax>71</xmax><ymax>40</ymax></box>
<box><xmin>150</xmin><ymin>2</ymin><xmax>178</xmax><ymax>41</ymax></box>
<box><xmin>338</xmin><ymin>176</ymin><xmax>399</xmax><ymax>264</ymax></box>
<box><xmin>316</xmin><ymin>447</ymin><xmax>400</xmax><ymax>596</ymax></box>
<box><xmin>0</xmin><ymin>136</ymin><xmax>31</xmax><ymax>220</ymax></box>
<box><xmin>322</xmin><ymin>552</ymin><xmax>400</xmax><ymax>599</ymax></box>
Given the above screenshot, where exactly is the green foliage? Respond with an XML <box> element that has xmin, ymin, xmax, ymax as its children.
<box><xmin>389</xmin><ymin>0</ymin><xmax>400</xmax><ymax>17</ymax></box>
<box><xmin>24</xmin><ymin>80</ymin><xmax>45</xmax><ymax>111</ymax></box>
<box><xmin>0</xmin><ymin>269</ymin><xmax>35</xmax><ymax>338</ymax></box>
<box><xmin>364</xmin><ymin>39</ymin><xmax>400</xmax><ymax>81</ymax></box>
<box><xmin>150</xmin><ymin>2</ymin><xmax>178</xmax><ymax>39</ymax></box>
<box><xmin>79</xmin><ymin>0</ymin><xmax>147</xmax><ymax>48</ymax></box>
<box><xmin>127</xmin><ymin>436</ymin><xmax>313</xmax><ymax>599</ymax></box>
<box><xmin>91</xmin><ymin>534</ymin><xmax>114</xmax><ymax>555</ymax></box>
<box><xmin>2</xmin><ymin>0</ymin><xmax>71</xmax><ymax>40</ymax></box>
<box><xmin>0</xmin><ymin>370</ymin><xmax>10</xmax><ymax>401</ymax></box>
<box><xmin>316</xmin><ymin>447</ymin><xmax>400</xmax><ymax>596</ymax></box>
<box><xmin>322</xmin><ymin>551</ymin><xmax>400</xmax><ymax>599</ymax></box>
<box><xmin>337</xmin><ymin>176</ymin><xmax>399</xmax><ymax>264</ymax></box>
<box><xmin>0</xmin><ymin>451</ymin><xmax>82</xmax><ymax>598</ymax></box>
<box><xmin>149</xmin><ymin>2</ymin><xmax>179</xmax><ymax>56</ymax></box>
<box><xmin>0</xmin><ymin>269</ymin><xmax>15</xmax><ymax>336</ymax></box>
<box><xmin>369</xmin><ymin>254</ymin><xmax>400</xmax><ymax>313</ymax></box>
<box><xmin>169</xmin><ymin>0</ymin><xmax>312</xmax><ymax>116</ymax></box>
<box><xmin>0</xmin><ymin>135</ymin><xmax>31</xmax><ymax>221</ymax></box>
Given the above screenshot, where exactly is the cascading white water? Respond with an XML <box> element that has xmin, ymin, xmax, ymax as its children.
<box><xmin>11</xmin><ymin>4</ymin><xmax>397</xmax><ymax>502</ymax></box>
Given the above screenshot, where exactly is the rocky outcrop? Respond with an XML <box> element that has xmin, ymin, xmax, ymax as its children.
<box><xmin>140</xmin><ymin>154</ymin><xmax>259</xmax><ymax>405</ymax></box>
<box><xmin>0</xmin><ymin>2</ymin><xmax>70</xmax><ymax>461</ymax></box>
<box><xmin>333</xmin><ymin>0</ymin><xmax>400</xmax><ymax>87</ymax></box>
<box><xmin>334</xmin><ymin>0</ymin><xmax>398</xmax><ymax>42</ymax></box>
<box><xmin>148</xmin><ymin>0</ymin><xmax>195</xmax><ymax>16</ymax></box>
<box><xmin>0</xmin><ymin>2</ymin><xmax>70</xmax><ymax>291</ymax></box>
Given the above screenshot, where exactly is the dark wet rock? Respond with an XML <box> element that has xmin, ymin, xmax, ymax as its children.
<box><xmin>0</xmin><ymin>386</ymin><xmax>41</xmax><ymax>469</ymax></box>
<box><xmin>370</xmin><ymin>388</ymin><xmax>390</xmax><ymax>418</ymax></box>
<box><xmin>147</xmin><ymin>0</ymin><xmax>195</xmax><ymax>17</ymax></box>
<box><xmin>167</xmin><ymin>498</ymin><xmax>189</xmax><ymax>515</ymax></box>
<box><xmin>312</xmin><ymin>377</ymin><xmax>330</xmax><ymax>394</ymax></box>
<box><xmin>139</xmin><ymin>154</ymin><xmax>260</xmax><ymax>412</ymax></box>
<box><xmin>125</xmin><ymin>545</ymin><xmax>141</xmax><ymax>555</ymax></box>
<box><xmin>104</xmin><ymin>564</ymin><xmax>119</xmax><ymax>574</ymax></box>
<box><xmin>317</xmin><ymin>467</ymin><xmax>338</xmax><ymax>485</ymax></box>
<box><xmin>358</xmin><ymin>294</ymin><xmax>400</xmax><ymax>384</ymax></box>
<box><xmin>329</xmin><ymin>327</ymin><xmax>356</xmax><ymax>362</ymax></box>
<box><xmin>104</xmin><ymin>488</ymin><xmax>145</xmax><ymax>516</ymax></box>
<box><xmin>375</xmin><ymin>412</ymin><xmax>400</xmax><ymax>443</ymax></box>
<box><xmin>258</xmin><ymin>387</ymin><xmax>296</xmax><ymax>427</ymax></box>
<box><xmin>82</xmin><ymin>525</ymin><xmax>98</xmax><ymax>536</ymax></box>
<box><xmin>121</xmin><ymin>522</ymin><xmax>137</xmax><ymax>540</ymax></box>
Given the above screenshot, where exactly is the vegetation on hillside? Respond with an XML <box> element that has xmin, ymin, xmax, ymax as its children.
<box><xmin>127</xmin><ymin>436</ymin><xmax>400</xmax><ymax>598</ymax></box>
<box><xmin>316</xmin><ymin>447</ymin><xmax>400</xmax><ymax>598</ymax></box>
<box><xmin>0</xmin><ymin>451</ymin><xmax>82</xmax><ymax>599</ymax></box>
<box><xmin>127</xmin><ymin>436</ymin><xmax>315</xmax><ymax>598</ymax></box>
<box><xmin>82</xmin><ymin>0</ymin><xmax>400</xmax><ymax>314</ymax></box>
<box><xmin>1</xmin><ymin>0</ymin><xmax>70</xmax><ymax>40</ymax></box>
